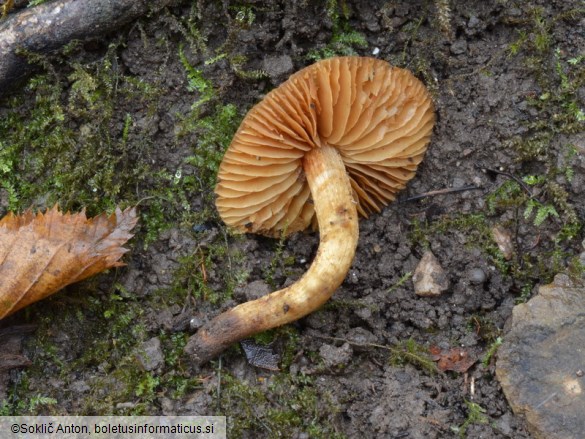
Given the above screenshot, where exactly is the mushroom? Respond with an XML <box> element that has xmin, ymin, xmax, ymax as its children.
<box><xmin>185</xmin><ymin>56</ymin><xmax>435</xmax><ymax>364</ymax></box>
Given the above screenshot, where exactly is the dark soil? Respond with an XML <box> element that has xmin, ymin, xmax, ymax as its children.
<box><xmin>1</xmin><ymin>0</ymin><xmax>584</xmax><ymax>438</ymax></box>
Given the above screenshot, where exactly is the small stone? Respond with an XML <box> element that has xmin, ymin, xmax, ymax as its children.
<box><xmin>262</xmin><ymin>55</ymin><xmax>294</xmax><ymax>83</ymax></box>
<box><xmin>135</xmin><ymin>337</ymin><xmax>164</xmax><ymax>371</ymax></box>
<box><xmin>155</xmin><ymin>307</ymin><xmax>174</xmax><ymax>331</ymax></box>
<box><xmin>452</xmin><ymin>177</ymin><xmax>466</xmax><ymax>188</ymax></box>
<box><xmin>495</xmin><ymin>412</ymin><xmax>513</xmax><ymax>436</ymax></box>
<box><xmin>116</xmin><ymin>402</ymin><xmax>136</xmax><ymax>410</ymax></box>
<box><xmin>450</xmin><ymin>39</ymin><xmax>468</xmax><ymax>55</ymax></box>
<box><xmin>413</xmin><ymin>251</ymin><xmax>449</xmax><ymax>296</ymax></box>
<box><xmin>243</xmin><ymin>280</ymin><xmax>272</xmax><ymax>301</ymax></box>
<box><xmin>69</xmin><ymin>380</ymin><xmax>90</xmax><ymax>393</ymax></box>
<box><xmin>160</xmin><ymin>397</ymin><xmax>175</xmax><ymax>415</ymax></box>
<box><xmin>468</xmin><ymin>268</ymin><xmax>487</xmax><ymax>285</ymax></box>
<box><xmin>189</xmin><ymin>315</ymin><xmax>204</xmax><ymax>331</ymax></box>
<box><xmin>319</xmin><ymin>343</ymin><xmax>352</xmax><ymax>368</ymax></box>
<box><xmin>468</xmin><ymin>15</ymin><xmax>480</xmax><ymax>28</ymax></box>
<box><xmin>345</xmin><ymin>327</ymin><xmax>378</xmax><ymax>351</ymax></box>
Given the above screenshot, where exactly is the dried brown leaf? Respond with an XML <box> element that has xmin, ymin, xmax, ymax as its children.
<box><xmin>430</xmin><ymin>345</ymin><xmax>477</xmax><ymax>373</ymax></box>
<box><xmin>0</xmin><ymin>205</ymin><xmax>138</xmax><ymax>319</ymax></box>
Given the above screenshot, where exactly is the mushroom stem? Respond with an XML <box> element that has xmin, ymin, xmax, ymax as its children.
<box><xmin>185</xmin><ymin>144</ymin><xmax>359</xmax><ymax>364</ymax></box>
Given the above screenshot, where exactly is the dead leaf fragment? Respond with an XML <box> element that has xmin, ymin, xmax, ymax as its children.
<box><xmin>430</xmin><ymin>345</ymin><xmax>476</xmax><ymax>373</ymax></box>
<box><xmin>0</xmin><ymin>324</ymin><xmax>36</xmax><ymax>371</ymax></box>
<box><xmin>240</xmin><ymin>339</ymin><xmax>280</xmax><ymax>371</ymax></box>
<box><xmin>491</xmin><ymin>225</ymin><xmax>514</xmax><ymax>260</ymax></box>
<box><xmin>0</xmin><ymin>205</ymin><xmax>138</xmax><ymax>319</ymax></box>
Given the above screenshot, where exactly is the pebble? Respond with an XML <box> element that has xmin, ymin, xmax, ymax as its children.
<box><xmin>450</xmin><ymin>39</ymin><xmax>468</xmax><ymax>55</ymax></box>
<box><xmin>468</xmin><ymin>268</ymin><xmax>487</xmax><ymax>284</ymax></box>
<box><xmin>413</xmin><ymin>251</ymin><xmax>449</xmax><ymax>296</ymax></box>
<box><xmin>319</xmin><ymin>343</ymin><xmax>353</xmax><ymax>368</ymax></box>
<box><xmin>262</xmin><ymin>55</ymin><xmax>294</xmax><ymax>83</ymax></box>
<box><xmin>468</xmin><ymin>15</ymin><xmax>480</xmax><ymax>28</ymax></box>
<box><xmin>135</xmin><ymin>337</ymin><xmax>164</xmax><ymax>371</ymax></box>
<box><xmin>69</xmin><ymin>380</ymin><xmax>90</xmax><ymax>393</ymax></box>
<box><xmin>189</xmin><ymin>315</ymin><xmax>204</xmax><ymax>331</ymax></box>
<box><xmin>243</xmin><ymin>279</ymin><xmax>272</xmax><ymax>301</ymax></box>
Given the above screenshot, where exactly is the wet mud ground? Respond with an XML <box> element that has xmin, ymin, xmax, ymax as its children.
<box><xmin>1</xmin><ymin>0</ymin><xmax>584</xmax><ymax>438</ymax></box>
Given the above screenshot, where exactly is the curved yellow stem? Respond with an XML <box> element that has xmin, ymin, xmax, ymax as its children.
<box><xmin>185</xmin><ymin>144</ymin><xmax>359</xmax><ymax>364</ymax></box>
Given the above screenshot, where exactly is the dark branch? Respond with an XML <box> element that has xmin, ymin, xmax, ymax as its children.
<box><xmin>0</xmin><ymin>0</ymin><xmax>180</xmax><ymax>96</ymax></box>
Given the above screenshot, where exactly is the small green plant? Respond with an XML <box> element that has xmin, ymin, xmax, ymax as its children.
<box><xmin>531</xmin><ymin>7</ymin><xmax>552</xmax><ymax>53</ymax></box>
<box><xmin>387</xmin><ymin>272</ymin><xmax>413</xmax><ymax>294</ymax></box>
<box><xmin>507</xmin><ymin>30</ymin><xmax>528</xmax><ymax>57</ymax></box>
<box><xmin>219</xmin><ymin>371</ymin><xmax>344</xmax><ymax>438</ymax></box>
<box><xmin>179</xmin><ymin>44</ymin><xmax>215</xmax><ymax>111</ymax></box>
<box><xmin>390</xmin><ymin>338</ymin><xmax>440</xmax><ymax>375</ymax></box>
<box><xmin>307</xmin><ymin>0</ymin><xmax>367</xmax><ymax>61</ymax></box>
<box><xmin>264</xmin><ymin>226</ymin><xmax>290</xmax><ymax>288</ymax></box>
<box><xmin>135</xmin><ymin>373</ymin><xmax>160</xmax><ymax>400</ymax></box>
<box><xmin>202</xmin><ymin>5</ymin><xmax>266</xmax><ymax>80</ymax></box>
<box><xmin>183</xmin><ymin>103</ymin><xmax>241</xmax><ymax>192</ymax></box>
<box><xmin>435</xmin><ymin>0</ymin><xmax>453</xmax><ymax>38</ymax></box>
<box><xmin>516</xmin><ymin>283</ymin><xmax>534</xmax><ymax>304</ymax></box>
<box><xmin>452</xmin><ymin>400</ymin><xmax>490</xmax><ymax>437</ymax></box>
<box><xmin>482</xmin><ymin>337</ymin><xmax>503</xmax><ymax>367</ymax></box>
<box><xmin>0</xmin><ymin>383</ymin><xmax>58</xmax><ymax>415</ymax></box>
<box><xmin>523</xmin><ymin>198</ymin><xmax>558</xmax><ymax>226</ymax></box>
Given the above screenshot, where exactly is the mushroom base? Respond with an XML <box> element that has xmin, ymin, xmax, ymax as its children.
<box><xmin>185</xmin><ymin>144</ymin><xmax>359</xmax><ymax>365</ymax></box>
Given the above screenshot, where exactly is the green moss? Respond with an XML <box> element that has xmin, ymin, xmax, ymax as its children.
<box><xmin>0</xmin><ymin>1</ymin><xmax>260</xmax><ymax>418</ymax></box>
<box><xmin>182</xmin><ymin>103</ymin><xmax>242</xmax><ymax>194</ymax></box>
<box><xmin>161</xmin><ymin>235</ymin><xmax>248</xmax><ymax>306</ymax></box>
<box><xmin>0</xmin><ymin>379</ymin><xmax>57</xmax><ymax>416</ymax></box>
<box><xmin>219</xmin><ymin>372</ymin><xmax>344</xmax><ymax>438</ymax></box>
<box><xmin>507</xmin><ymin>11</ymin><xmax>585</xmax><ymax>164</ymax></box>
<box><xmin>452</xmin><ymin>400</ymin><xmax>490</xmax><ymax>437</ymax></box>
<box><xmin>481</xmin><ymin>336</ymin><xmax>503</xmax><ymax>367</ymax></box>
<box><xmin>0</xmin><ymin>44</ymin><xmax>164</xmax><ymax>217</ymax></box>
<box><xmin>179</xmin><ymin>44</ymin><xmax>215</xmax><ymax>110</ymax></box>
<box><xmin>389</xmin><ymin>338</ymin><xmax>440</xmax><ymax>375</ymax></box>
<box><xmin>307</xmin><ymin>0</ymin><xmax>367</xmax><ymax>61</ymax></box>
<box><xmin>177</xmin><ymin>3</ymin><xmax>267</xmax><ymax>80</ymax></box>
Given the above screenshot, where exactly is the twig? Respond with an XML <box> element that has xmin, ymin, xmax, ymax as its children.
<box><xmin>313</xmin><ymin>334</ymin><xmax>392</xmax><ymax>351</ymax></box>
<box><xmin>312</xmin><ymin>334</ymin><xmax>442</xmax><ymax>374</ymax></box>
<box><xmin>215</xmin><ymin>355</ymin><xmax>222</xmax><ymax>411</ymax></box>
<box><xmin>401</xmin><ymin>185</ymin><xmax>482</xmax><ymax>203</ymax></box>
<box><xmin>474</xmin><ymin>163</ymin><xmax>542</xmax><ymax>203</ymax></box>
<box><xmin>0</xmin><ymin>0</ymin><xmax>182</xmax><ymax>95</ymax></box>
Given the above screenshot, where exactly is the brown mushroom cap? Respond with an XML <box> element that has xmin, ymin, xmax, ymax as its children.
<box><xmin>215</xmin><ymin>56</ymin><xmax>435</xmax><ymax>237</ymax></box>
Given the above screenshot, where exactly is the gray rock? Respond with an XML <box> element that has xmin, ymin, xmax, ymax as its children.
<box><xmin>69</xmin><ymin>380</ymin><xmax>90</xmax><ymax>393</ymax></box>
<box><xmin>496</xmin><ymin>274</ymin><xmax>585</xmax><ymax>439</ymax></box>
<box><xmin>135</xmin><ymin>337</ymin><xmax>164</xmax><ymax>371</ymax></box>
<box><xmin>450</xmin><ymin>39</ymin><xmax>468</xmax><ymax>55</ymax></box>
<box><xmin>468</xmin><ymin>268</ymin><xmax>487</xmax><ymax>285</ymax></box>
<box><xmin>243</xmin><ymin>279</ymin><xmax>272</xmax><ymax>301</ymax></box>
<box><xmin>467</xmin><ymin>15</ymin><xmax>480</xmax><ymax>28</ymax></box>
<box><xmin>262</xmin><ymin>55</ymin><xmax>294</xmax><ymax>83</ymax></box>
<box><xmin>116</xmin><ymin>402</ymin><xmax>136</xmax><ymax>410</ymax></box>
<box><xmin>345</xmin><ymin>326</ymin><xmax>379</xmax><ymax>347</ymax></box>
<box><xmin>189</xmin><ymin>315</ymin><xmax>204</xmax><ymax>331</ymax></box>
<box><xmin>319</xmin><ymin>343</ymin><xmax>352</xmax><ymax>368</ymax></box>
